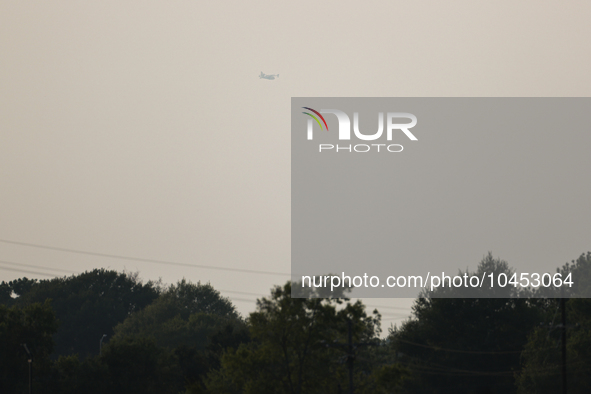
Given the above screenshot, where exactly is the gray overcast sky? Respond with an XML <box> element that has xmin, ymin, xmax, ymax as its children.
<box><xmin>1</xmin><ymin>1</ymin><xmax>590</xmax><ymax>323</ymax></box>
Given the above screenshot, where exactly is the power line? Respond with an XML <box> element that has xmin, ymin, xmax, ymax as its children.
<box><xmin>382</xmin><ymin>316</ymin><xmax>408</xmax><ymax>321</ymax></box>
<box><xmin>0</xmin><ymin>240</ymin><xmax>414</xmax><ymax>315</ymax></box>
<box><xmin>0</xmin><ymin>265</ymin><xmax>57</xmax><ymax>278</ymax></box>
<box><xmin>0</xmin><ymin>257</ymin><xmax>411</xmax><ymax>318</ymax></box>
<box><xmin>0</xmin><ymin>246</ymin><xmax>412</xmax><ymax>322</ymax></box>
<box><xmin>0</xmin><ymin>238</ymin><xmax>289</xmax><ymax>277</ymax></box>
<box><xmin>398</xmin><ymin>357</ymin><xmax>590</xmax><ymax>378</ymax></box>
<box><xmin>221</xmin><ymin>289</ymin><xmax>265</xmax><ymax>297</ymax></box>
<box><xmin>396</xmin><ymin>338</ymin><xmax>524</xmax><ymax>355</ymax></box>
<box><xmin>379</xmin><ymin>313</ymin><xmax>408</xmax><ymax>318</ymax></box>
<box><xmin>365</xmin><ymin>304</ymin><xmax>411</xmax><ymax>311</ymax></box>
<box><xmin>229</xmin><ymin>297</ymin><xmax>259</xmax><ymax>303</ymax></box>
<box><xmin>0</xmin><ymin>260</ymin><xmax>77</xmax><ymax>275</ymax></box>
<box><xmin>0</xmin><ymin>261</ymin><xmax>408</xmax><ymax>313</ymax></box>
<box><xmin>0</xmin><ymin>260</ymin><xmax>408</xmax><ymax>316</ymax></box>
<box><xmin>219</xmin><ymin>290</ymin><xmax>411</xmax><ymax>314</ymax></box>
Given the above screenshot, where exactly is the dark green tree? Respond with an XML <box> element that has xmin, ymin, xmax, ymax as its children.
<box><xmin>112</xmin><ymin>279</ymin><xmax>239</xmax><ymax>350</ymax></box>
<box><xmin>51</xmin><ymin>337</ymin><xmax>183</xmax><ymax>394</ymax></box>
<box><xmin>13</xmin><ymin>269</ymin><xmax>160</xmax><ymax>359</ymax></box>
<box><xmin>390</xmin><ymin>253</ymin><xmax>543</xmax><ymax>394</ymax></box>
<box><xmin>95</xmin><ymin>336</ymin><xmax>182</xmax><ymax>394</ymax></box>
<box><xmin>205</xmin><ymin>281</ymin><xmax>394</xmax><ymax>394</ymax></box>
<box><xmin>112</xmin><ymin>279</ymin><xmax>247</xmax><ymax>392</ymax></box>
<box><xmin>0</xmin><ymin>277</ymin><xmax>39</xmax><ymax>306</ymax></box>
<box><xmin>0</xmin><ymin>300</ymin><xmax>58</xmax><ymax>393</ymax></box>
<box><xmin>516</xmin><ymin>252</ymin><xmax>591</xmax><ymax>394</ymax></box>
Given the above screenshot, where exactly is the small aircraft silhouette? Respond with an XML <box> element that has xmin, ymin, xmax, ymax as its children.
<box><xmin>259</xmin><ymin>72</ymin><xmax>279</xmax><ymax>80</ymax></box>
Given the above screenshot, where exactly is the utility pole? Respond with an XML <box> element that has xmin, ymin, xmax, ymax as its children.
<box><xmin>322</xmin><ymin>318</ymin><xmax>378</xmax><ymax>394</ymax></box>
<box><xmin>100</xmin><ymin>334</ymin><xmax>107</xmax><ymax>356</ymax></box>
<box><xmin>28</xmin><ymin>356</ymin><xmax>32</xmax><ymax>394</ymax></box>
<box><xmin>561</xmin><ymin>297</ymin><xmax>567</xmax><ymax>394</ymax></box>
<box><xmin>347</xmin><ymin>319</ymin><xmax>354</xmax><ymax>394</ymax></box>
<box><xmin>22</xmin><ymin>343</ymin><xmax>32</xmax><ymax>394</ymax></box>
<box><xmin>541</xmin><ymin>296</ymin><xmax>575</xmax><ymax>394</ymax></box>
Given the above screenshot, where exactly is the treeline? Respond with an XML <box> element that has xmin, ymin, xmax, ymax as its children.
<box><xmin>393</xmin><ymin>252</ymin><xmax>591</xmax><ymax>393</ymax></box>
<box><xmin>1</xmin><ymin>252</ymin><xmax>590</xmax><ymax>393</ymax></box>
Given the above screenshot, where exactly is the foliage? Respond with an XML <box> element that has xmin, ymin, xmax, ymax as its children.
<box><xmin>0</xmin><ymin>277</ymin><xmax>39</xmax><ymax>306</ymax></box>
<box><xmin>112</xmin><ymin>279</ymin><xmax>240</xmax><ymax>350</ymax></box>
<box><xmin>516</xmin><ymin>253</ymin><xmax>591</xmax><ymax>393</ymax></box>
<box><xmin>390</xmin><ymin>253</ymin><xmax>543</xmax><ymax>394</ymax></box>
<box><xmin>532</xmin><ymin>252</ymin><xmax>591</xmax><ymax>298</ymax></box>
<box><xmin>109</xmin><ymin>279</ymin><xmax>247</xmax><ymax>392</ymax></box>
<box><xmin>94</xmin><ymin>336</ymin><xmax>183</xmax><ymax>394</ymax></box>
<box><xmin>0</xmin><ymin>300</ymin><xmax>58</xmax><ymax>393</ymax></box>
<box><xmin>45</xmin><ymin>337</ymin><xmax>183</xmax><ymax>394</ymax></box>
<box><xmin>205</xmin><ymin>281</ymin><xmax>398</xmax><ymax>394</ymax></box>
<box><xmin>3</xmin><ymin>251</ymin><xmax>591</xmax><ymax>393</ymax></box>
<box><xmin>9</xmin><ymin>268</ymin><xmax>160</xmax><ymax>359</ymax></box>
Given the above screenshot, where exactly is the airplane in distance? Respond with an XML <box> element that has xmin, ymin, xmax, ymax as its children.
<box><xmin>259</xmin><ymin>72</ymin><xmax>279</xmax><ymax>80</ymax></box>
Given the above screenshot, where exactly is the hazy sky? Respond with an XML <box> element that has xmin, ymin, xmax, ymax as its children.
<box><xmin>1</xmin><ymin>1</ymin><xmax>590</xmax><ymax>325</ymax></box>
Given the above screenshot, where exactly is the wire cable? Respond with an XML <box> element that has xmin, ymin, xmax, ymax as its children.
<box><xmin>0</xmin><ymin>238</ymin><xmax>289</xmax><ymax>276</ymax></box>
<box><xmin>0</xmin><ymin>260</ymin><xmax>77</xmax><ymax>274</ymax></box>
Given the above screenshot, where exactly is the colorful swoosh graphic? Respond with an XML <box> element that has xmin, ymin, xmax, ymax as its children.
<box><xmin>302</xmin><ymin>107</ymin><xmax>329</xmax><ymax>131</ymax></box>
<box><xmin>302</xmin><ymin>112</ymin><xmax>324</xmax><ymax>130</ymax></box>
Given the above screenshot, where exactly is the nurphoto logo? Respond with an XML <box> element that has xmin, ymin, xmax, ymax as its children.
<box><xmin>301</xmin><ymin>107</ymin><xmax>418</xmax><ymax>153</ymax></box>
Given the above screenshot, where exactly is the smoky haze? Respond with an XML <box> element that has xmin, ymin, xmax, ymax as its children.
<box><xmin>1</xmin><ymin>1</ymin><xmax>591</xmax><ymax>315</ymax></box>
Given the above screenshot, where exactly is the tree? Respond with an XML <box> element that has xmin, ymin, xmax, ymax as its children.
<box><xmin>50</xmin><ymin>337</ymin><xmax>183</xmax><ymax>394</ymax></box>
<box><xmin>516</xmin><ymin>252</ymin><xmax>591</xmax><ymax>394</ymax></box>
<box><xmin>205</xmin><ymin>281</ymin><xmax>392</xmax><ymax>394</ymax></box>
<box><xmin>95</xmin><ymin>336</ymin><xmax>182</xmax><ymax>394</ymax></box>
<box><xmin>0</xmin><ymin>277</ymin><xmax>39</xmax><ymax>306</ymax></box>
<box><xmin>0</xmin><ymin>300</ymin><xmax>58</xmax><ymax>393</ymax></box>
<box><xmin>12</xmin><ymin>269</ymin><xmax>160</xmax><ymax>358</ymax></box>
<box><xmin>531</xmin><ymin>251</ymin><xmax>591</xmax><ymax>298</ymax></box>
<box><xmin>390</xmin><ymin>253</ymin><xmax>543</xmax><ymax>394</ymax></box>
<box><xmin>111</xmin><ymin>279</ymin><xmax>246</xmax><ymax>393</ymax></box>
<box><xmin>112</xmin><ymin>279</ymin><xmax>239</xmax><ymax>350</ymax></box>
